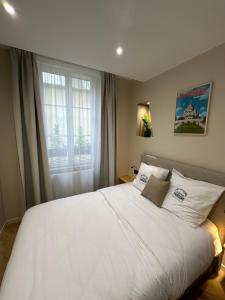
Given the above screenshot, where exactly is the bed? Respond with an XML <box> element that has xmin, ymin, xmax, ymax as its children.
<box><xmin>0</xmin><ymin>154</ymin><xmax>225</xmax><ymax>300</ymax></box>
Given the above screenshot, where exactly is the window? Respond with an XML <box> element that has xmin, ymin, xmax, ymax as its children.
<box><xmin>38</xmin><ymin>60</ymin><xmax>101</xmax><ymax>174</ymax></box>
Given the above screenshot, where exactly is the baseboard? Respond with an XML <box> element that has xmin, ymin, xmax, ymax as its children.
<box><xmin>0</xmin><ymin>217</ymin><xmax>21</xmax><ymax>238</ymax></box>
<box><xmin>0</xmin><ymin>222</ymin><xmax>6</xmax><ymax>237</ymax></box>
<box><xmin>5</xmin><ymin>217</ymin><xmax>21</xmax><ymax>224</ymax></box>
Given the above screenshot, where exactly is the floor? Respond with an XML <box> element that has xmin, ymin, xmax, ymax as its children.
<box><xmin>0</xmin><ymin>223</ymin><xmax>224</xmax><ymax>300</ymax></box>
<box><xmin>180</xmin><ymin>269</ymin><xmax>225</xmax><ymax>300</ymax></box>
<box><xmin>0</xmin><ymin>222</ymin><xmax>20</xmax><ymax>283</ymax></box>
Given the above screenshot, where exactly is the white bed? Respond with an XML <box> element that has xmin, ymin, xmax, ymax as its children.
<box><xmin>0</xmin><ymin>183</ymin><xmax>215</xmax><ymax>300</ymax></box>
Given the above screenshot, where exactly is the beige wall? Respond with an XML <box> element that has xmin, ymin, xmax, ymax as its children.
<box><xmin>0</xmin><ymin>48</ymin><xmax>24</xmax><ymax>222</ymax></box>
<box><xmin>128</xmin><ymin>44</ymin><xmax>225</xmax><ymax>266</ymax></box>
<box><xmin>128</xmin><ymin>43</ymin><xmax>225</xmax><ymax>174</ymax></box>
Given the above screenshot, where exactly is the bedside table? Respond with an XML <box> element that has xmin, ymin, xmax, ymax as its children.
<box><xmin>119</xmin><ymin>175</ymin><xmax>135</xmax><ymax>183</ymax></box>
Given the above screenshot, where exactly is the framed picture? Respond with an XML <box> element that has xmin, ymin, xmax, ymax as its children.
<box><xmin>174</xmin><ymin>82</ymin><xmax>212</xmax><ymax>135</ymax></box>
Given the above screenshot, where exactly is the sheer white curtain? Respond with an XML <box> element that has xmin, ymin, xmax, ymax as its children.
<box><xmin>37</xmin><ymin>57</ymin><xmax>101</xmax><ymax>199</ymax></box>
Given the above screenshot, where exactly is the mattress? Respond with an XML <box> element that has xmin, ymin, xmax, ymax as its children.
<box><xmin>0</xmin><ymin>183</ymin><xmax>215</xmax><ymax>300</ymax></box>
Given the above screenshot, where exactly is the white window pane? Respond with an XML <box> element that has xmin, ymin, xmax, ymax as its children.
<box><xmin>72</xmin><ymin>78</ymin><xmax>90</xmax><ymax>91</ymax></box>
<box><xmin>42</xmin><ymin>72</ymin><xmax>65</xmax><ymax>86</ymax></box>
<box><xmin>73</xmin><ymin>108</ymin><xmax>91</xmax><ymax>136</ymax></box>
<box><xmin>43</xmin><ymin>104</ymin><xmax>69</xmax><ymax>169</ymax></box>
<box><xmin>39</xmin><ymin>63</ymin><xmax>100</xmax><ymax>174</ymax></box>
<box><xmin>43</xmin><ymin>86</ymin><xmax>66</xmax><ymax>106</ymax></box>
<box><xmin>72</xmin><ymin>90</ymin><xmax>90</xmax><ymax>108</ymax></box>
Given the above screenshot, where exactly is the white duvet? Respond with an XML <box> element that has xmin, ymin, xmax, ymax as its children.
<box><xmin>0</xmin><ymin>184</ymin><xmax>214</xmax><ymax>300</ymax></box>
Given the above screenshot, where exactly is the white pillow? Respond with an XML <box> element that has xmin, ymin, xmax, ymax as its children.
<box><xmin>133</xmin><ymin>162</ymin><xmax>169</xmax><ymax>191</ymax></box>
<box><xmin>162</xmin><ymin>169</ymin><xmax>225</xmax><ymax>227</ymax></box>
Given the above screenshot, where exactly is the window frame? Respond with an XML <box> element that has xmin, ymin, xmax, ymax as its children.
<box><xmin>38</xmin><ymin>58</ymin><xmax>101</xmax><ymax>175</ymax></box>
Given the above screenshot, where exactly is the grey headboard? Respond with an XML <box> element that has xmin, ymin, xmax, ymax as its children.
<box><xmin>141</xmin><ymin>153</ymin><xmax>225</xmax><ymax>245</ymax></box>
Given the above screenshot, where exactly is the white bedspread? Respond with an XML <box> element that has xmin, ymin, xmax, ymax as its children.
<box><xmin>0</xmin><ymin>184</ymin><xmax>214</xmax><ymax>300</ymax></box>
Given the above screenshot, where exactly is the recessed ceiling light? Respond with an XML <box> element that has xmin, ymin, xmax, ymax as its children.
<box><xmin>116</xmin><ymin>47</ymin><xmax>123</xmax><ymax>56</ymax></box>
<box><xmin>2</xmin><ymin>1</ymin><xmax>15</xmax><ymax>16</ymax></box>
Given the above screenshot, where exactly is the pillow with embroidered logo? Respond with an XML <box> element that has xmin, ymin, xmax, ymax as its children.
<box><xmin>162</xmin><ymin>169</ymin><xmax>225</xmax><ymax>227</ymax></box>
<box><xmin>132</xmin><ymin>162</ymin><xmax>169</xmax><ymax>192</ymax></box>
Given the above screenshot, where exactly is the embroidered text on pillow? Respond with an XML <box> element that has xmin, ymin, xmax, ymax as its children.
<box><xmin>140</xmin><ymin>174</ymin><xmax>148</xmax><ymax>183</ymax></box>
<box><xmin>162</xmin><ymin>169</ymin><xmax>225</xmax><ymax>227</ymax></box>
<box><xmin>173</xmin><ymin>188</ymin><xmax>187</xmax><ymax>202</ymax></box>
<box><xmin>132</xmin><ymin>163</ymin><xmax>170</xmax><ymax>192</ymax></box>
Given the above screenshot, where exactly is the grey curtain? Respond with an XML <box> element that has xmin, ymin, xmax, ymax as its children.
<box><xmin>99</xmin><ymin>73</ymin><xmax>117</xmax><ymax>187</ymax></box>
<box><xmin>10</xmin><ymin>48</ymin><xmax>52</xmax><ymax>208</ymax></box>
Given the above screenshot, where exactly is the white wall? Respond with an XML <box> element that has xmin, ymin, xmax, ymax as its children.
<box><xmin>0</xmin><ymin>48</ymin><xmax>24</xmax><ymax>222</ymax></box>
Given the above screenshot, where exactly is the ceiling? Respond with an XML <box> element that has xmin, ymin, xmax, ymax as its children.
<box><xmin>1</xmin><ymin>0</ymin><xmax>225</xmax><ymax>81</ymax></box>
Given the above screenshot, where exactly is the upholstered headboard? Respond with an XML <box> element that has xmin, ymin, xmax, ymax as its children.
<box><xmin>141</xmin><ymin>153</ymin><xmax>225</xmax><ymax>245</ymax></box>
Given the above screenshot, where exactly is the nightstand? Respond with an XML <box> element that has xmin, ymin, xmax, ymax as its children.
<box><xmin>119</xmin><ymin>175</ymin><xmax>135</xmax><ymax>183</ymax></box>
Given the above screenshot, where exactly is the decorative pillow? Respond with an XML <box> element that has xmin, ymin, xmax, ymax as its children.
<box><xmin>133</xmin><ymin>162</ymin><xmax>169</xmax><ymax>191</ymax></box>
<box><xmin>162</xmin><ymin>169</ymin><xmax>225</xmax><ymax>227</ymax></box>
<box><xmin>141</xmin><ymin>175</ymin><xmax>170</xmax><ymax>207</ymax></box>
